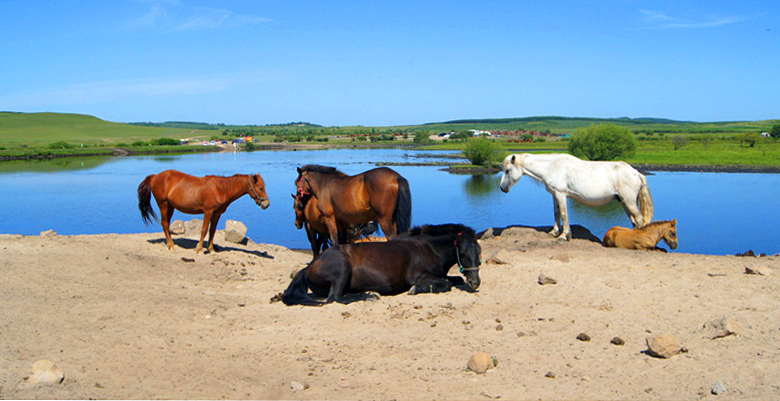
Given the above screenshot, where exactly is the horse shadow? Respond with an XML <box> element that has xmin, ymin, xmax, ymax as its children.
<box><xmin>481</xmin><ymin>224</ymin><xmax>602</xmax><ymax>243</ymax></box>
<box><xmin>146</xmin><ymin>237</ymin><xmax>274</xmax><ymax>259</ymax></box>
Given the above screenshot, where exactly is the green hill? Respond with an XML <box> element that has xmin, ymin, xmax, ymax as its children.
<box><xmin>0</xmin><ymin>112</ymin><xmax>202</xmax><ymax>147</ymax></box>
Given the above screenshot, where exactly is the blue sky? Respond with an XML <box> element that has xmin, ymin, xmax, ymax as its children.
<box><xmin>1</xmin><ymin>0</ymin><xmax>777</xmax><ymax>126</ymax></box>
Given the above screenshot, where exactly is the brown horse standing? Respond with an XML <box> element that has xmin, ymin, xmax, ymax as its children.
<box><xmin>138</xmin><ymin>169</ymin><xmax>270</xmax><ymax>253</ymax></box>
<box><xmin>603</xmin><ymin>219</ymin><xmax>678</xmax><ymax>251</ymax></box>
<box><xmin>291</xmin><ymin>193</ymin><xmax>380</xmax><ymax>258</ymax></box>
<box><xmin>295</xmin><ymin>165</ymin><xmax>411</xmax><ymax>245</ymax></box>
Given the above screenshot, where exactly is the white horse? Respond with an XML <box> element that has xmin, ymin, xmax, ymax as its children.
<box><xmin>499</xmin><ymin>153</ymin><xmax>653</xmax><ymax>240</ymax></box>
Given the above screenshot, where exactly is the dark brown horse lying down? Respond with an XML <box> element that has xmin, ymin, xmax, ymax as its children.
<box><xmin>282</xmin><ymin>224</ymin><xmax>482</xmax><ymax>306</ymax></box>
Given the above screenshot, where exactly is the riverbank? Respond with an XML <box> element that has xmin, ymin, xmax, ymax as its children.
<box><xmin>1</xmin><ymin>227</ymin><xmax>778</xmax><ymax>399</ymax></box>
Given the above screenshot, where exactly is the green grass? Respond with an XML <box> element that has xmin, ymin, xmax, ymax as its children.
<box><xmin>0</xmin><ymin>112</ymin><xmax>205</xmax><ymax>148</ymax></box>
<box><xmin>2</xmin><ymin>112</ymin><xmax>779</xmax><ymax>168</ymax></box>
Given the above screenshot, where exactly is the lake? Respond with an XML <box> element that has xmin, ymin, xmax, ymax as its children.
<box><xmin>0</xmin><ymin>148</ymin><xmax>777</xmax><ymax>255</ymax></box>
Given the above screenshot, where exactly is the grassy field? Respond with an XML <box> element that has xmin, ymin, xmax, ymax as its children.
<box><xmin>2</xmin><ymin>112</ymin><xmax>778</xmax><ymax>168</ymax></box>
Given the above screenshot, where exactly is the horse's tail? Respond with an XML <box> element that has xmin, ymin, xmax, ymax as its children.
<box><xmin>637</xmin><ymin>174</ymin><xmax>654</xmax><ymax>227</ymax></box>
<box><xmin>281</xmin><ymin>267</ymin><xmax>324</xmax><ymax>306</ymax></box>
<box><xmin>137</xmin><ymin>174</ymin><xmax>159</xmax><ymax>226</ymax></box>
<box><xmin>394</xmin><ymin>175</ymin><xmax>412</xmax><ymax>235</ymax></box>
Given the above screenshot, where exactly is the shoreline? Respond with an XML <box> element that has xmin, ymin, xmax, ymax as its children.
<box><xmin>2</xmin><ymin>144</ymin><xmax>779</xmax><ymax>174</ymax></box>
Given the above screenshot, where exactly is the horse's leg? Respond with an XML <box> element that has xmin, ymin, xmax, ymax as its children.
<box><xmin>553</xmin><ymin>192</ymin><xmax>571</xmax><ymax>240</ymax></box>
<box><xmin>196</xmin><ymin>211</ymin><xmax>213</xmax><ymax>254</ymax></box>
<box><xmin>620</xmin><ymin>198</ymin><xmax>642</xmax><ymax>228</ymax></box>
<box><xmin>376</xmin><ymin>215</ymin><xmax>395</xmax><ymax>239</ymax></box>
<box><xmin>323</xmin><ymin>216</ymin><xmax>341</xmax><ymax>245</ymax></box>
<box><xmin>549</xmin><ymin>193</ymin><xmax>562</xmax><ymax>237</ymax></box>
<box><xmin>159</xmin><ymin>203</ymin><xmax>175</xmax><ymax>250</ymax></box>
<box><xmin>206</xmin><ymin>212</ymin><xmax>222</xmax><ymax>253</ymax></box>
<box><xmin>409</xmin><ymin>276</ymin><xmax>452</xmax><ymax>295</ymax></box>
<box><xmin>325</xmin><ymin>258</ymin><xmax>351</xmax><ymax>304</ymax></box>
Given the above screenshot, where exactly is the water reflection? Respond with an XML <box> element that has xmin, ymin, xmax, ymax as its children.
<box><xmin>463</xmin><ymin>174</ymin><xmax>501</xmax><ymax>197</ymax></box>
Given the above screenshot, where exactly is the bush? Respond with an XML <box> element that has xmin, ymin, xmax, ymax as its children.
<box><xmin>462</xmin><ymin>137</ymin><xmax>497</xmax><ymax>166</ymax></box>
<box><xmin>48</xmin><ymin>141</ymin><xmax>75</xmax><ymax>150</ymax></box>
<box><xmin>671</xmin><ymin>135</ymin><xmax>689</xmax><ymax>150</ymax></box>
<box><xmin>770</xmin><ymin>124</ymin><xmax>780</xmax><ymax>140</ymax></box>
<box><xmin>150</xmin><ymin>137</ymin><xmax>180</xmax><ymax>146</ymax></box>
<box><xmin>131</xmin><ymin>140</ymin><xmax>147</xmax><ymax>147</ymax></box>
<box><xmin>568</xmin><ymin>124</ymin><xmax>637</xmax><ymax>161</ymax></box>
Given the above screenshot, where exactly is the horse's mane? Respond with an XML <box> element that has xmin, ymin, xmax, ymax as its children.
<box><xmin>407</xmin><ymin>224</ymin><xmax>476</xmax><ymax>238</ymax></box>
<box><xmin>644</xmin><ymin>220</ymin><xmax>674</xmax><ymax>228</ymax></box>
<box><xmin>300</xmin><ymin>164</ymin><xmax>345</xmax><ymax>176</ymax></box>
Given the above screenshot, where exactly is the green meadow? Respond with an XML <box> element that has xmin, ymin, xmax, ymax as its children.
<box><xmin>1</xmin><ymin>111</ymin><xmax>778</xmax><ymax>169</ymax></box>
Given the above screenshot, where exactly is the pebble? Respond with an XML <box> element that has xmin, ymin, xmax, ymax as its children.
<box><xmin>576</xmin><ymin>333</ymin><xmax>591</xmax><ymax>342</ymax></box>
<box><xmin>538</xmin><ymin>273</ymin><xmax>558</xmax><ymax>285</ymax></box>
<box><xmin>28</xmin><ymin>360</ymin><xmax>64</xmax><ymax>385</ymax></box>
<box><xmin>610</xmin><ymin>337</ymin><xmax>625</xmax><ymax>346</ymax></box>
<box><xmin>467</xmin><ymin>353</ymin><xmax>495</xmax><ymax>374</ymax></box>
<box><xmin>290</xmin><ymin>381</ymin><xmax>309</xmax><ymax>391</ymax></box>
<box><xmin>711</xmin><ymin>380</ymin><xmax>728</xmax><ymax>395</ymax></box>
<box><xmin>646</xmin><ymin>334</ymin><xmax>681</xmax><ymax>358</ymax></box>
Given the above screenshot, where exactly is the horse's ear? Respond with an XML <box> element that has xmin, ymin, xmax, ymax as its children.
<box><xmin>511</xmin><ymin>154</ymin><xmax>516</xmax><ymax>165</ymax></box>
<box><xmin>291</xmin><ymin>193</ymin><xmax>296</xmax><ymax>199</ymax></box>
<box><xmin>253</xmin><ymin>175</ymin><xmax>258</xmax><ymax>183</ymax></box>
<box><xmin>672</xmin><ymin>218</ymin><xmax>677</xmax><ymax>225</ymax></box>
<box><xmin>297</xmin><ymin>167</ymin><xmax>302</xmax><ymax>174</ymax></box>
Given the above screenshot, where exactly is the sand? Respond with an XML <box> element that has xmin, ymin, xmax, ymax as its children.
<box><xmin>1</xmin><ymin>226</ymin><xmax>778</xmax><ymax>400</ymax></box>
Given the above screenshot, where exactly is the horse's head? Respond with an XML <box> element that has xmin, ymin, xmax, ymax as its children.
<box><xmin>291</xmin><ymin>194</ymin><xmax>306</xmax><ymax>229</ymax></box>
<box><xmin>662</xmin><ymin>219</ymin><xmax>678</xmax><ymax>250</ymax></box>
<box><xmin>499</xmin><ymin>154</ymin><xmax>524</xmax><ymax>193</ymax></box>
<box><xmin>248</xmin><ymin>174</ymin><xmax>270</xmax><ymax>209</ymax></box>
<box><xmin>455</xmin><ymin>231</ymin><xmax>482</xmax><ymax>291</ymax></box>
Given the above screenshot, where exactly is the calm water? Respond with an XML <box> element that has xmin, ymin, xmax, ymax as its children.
<box><xmin>0</xmin><ymin>149</ymin><xmax>777</xmax><ymax>255</ymax></box>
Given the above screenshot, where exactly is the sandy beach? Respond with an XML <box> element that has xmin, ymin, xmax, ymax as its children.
<box><xmin>1</xmin><ymin>225</ymin><xmax>778</xmax><ymax>400</ymax></box>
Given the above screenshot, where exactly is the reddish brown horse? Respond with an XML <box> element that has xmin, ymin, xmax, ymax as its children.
<box><xmin>295</xmin><ymin>165</ymin><xmax>411</xmax><ymax>245</ymax></box>
<box><xmin>291</xmin><ymin>193</ymin><xmax>379</xmax><ymax>258</ymax></box>
<box><xmin>138</xmin><ymin>170</ymin><xmax>270</xmax><ymax>253</ymax></box>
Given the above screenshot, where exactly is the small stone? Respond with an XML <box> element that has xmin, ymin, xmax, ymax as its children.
<box><xmin>185</xmin><ymin>219</ymin><xmax>203</xmax><ymax>233</ymax></box>
<box><xmin>169</xmin><ymin>220</ymin><xmax>185</xmax><ymax>235</ymax></box>
<box><xmin>467</xmin><ymin>353</ymin><xmax>494</xmax><ymax>374</ymax></box>
<box><xmin>711</xmin><ymin>380</ymin><xmax>728</xmax><ymax>395</ymax></box>
<box><xmin>290</xmin><ymin>381</ymin><xmax>309</xmax><ymax>391</ymax></box>
<box><xmin>486</xmin><ymin>249</ymin><xmax>513</xmax><ymax>265</ymax></box>
<box><xmin>40</xmin><ymin>229</ymin><xmax>57</xmax><ymax>237</ymax></box>
<box><xmin>576</xmin><ymin>332</ymin><xmax>591</xmax><ymax>342</ymax></box>
<box><xmin>704</xmin><ymin>317</ymin><xmax>740</xmax><ymax>339</ymax></box>
<box><xmin>610</xmin><ymin>337</ymin><xmax>625</xmax><ymax>346</ymax></box>
<box><xmin>646</xmin><ymin>334</ymin><xmax>681</xmax><ymax>358</ymax></box>
<box><xmin>224</xmin><ymin>220</ymin><xmax>248</xmax><ymax>244</ymax></box>
<box><xmin>545</xmin><ymin>371</ymin><xmax>556</xmax><ymax>378</ymax></box>
<box><xmin>479</xmin><ymin>228</ymin><xmax>495</xmax><ymax>239</ymax></box>
<box><xmin>745</xmin><ymin>266</ymin><xmax>772</xmax><ymax>276</ymax></box>
<box><xmin>28</xmin><ymin>360</ymin><xmax>64</xmax><ymax>385</ymax></box>
<box><xmin>496</xmin><ymin>324</ymin><xmax>504</xmax><ymax>331</ymax></box>
<box><xmin>538</xmin><ymin>273</ymin><xmax>557</xmax><ymax>285</ymax></box>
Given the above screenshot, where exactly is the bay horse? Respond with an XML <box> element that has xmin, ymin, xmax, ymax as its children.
<box><xmin>603</xmin><ymin>219</ymin><xmax>678</xmax><ymax>251</ymax></box>
<box><xmin>291</xmin><ymin>193</ymin><xmax>381</xmax><ymax>258</ymax></box>
<box><xmin>499</xmin><ymin>153</ymin><xmax>654</xmax><ymax>240</ymax></box>
<box><xmin>291</xmin><ymin>192</ymin><xmax>331</xmax><ymax>258</ymax></box>
<box><xmin>281</xmin><ymin>224</ymin><xmax>482</xmax><ymax>306</ymax></box>
<box><xmin>295</xmin><ymin>165</ymin><xmax>411</xmax><ymax>245</ymax></box>
<box><xmin>138</xmin><ymin>169</ymin><xmax>270</xmax><ymax>254</ymax></box>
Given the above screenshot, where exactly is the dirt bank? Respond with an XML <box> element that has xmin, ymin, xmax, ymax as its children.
<box><xmin>1</xmin><ymin>227</ymin><xmax>778</xmax><ymax>399</ymax></box>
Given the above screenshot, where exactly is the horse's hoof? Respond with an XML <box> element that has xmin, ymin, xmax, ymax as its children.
<box><xmin>407</xmin><ymin>285</ymin><xmax>418</xmax><ymax>295</ymax></box>
<box><xmin>366</xmin><ymin>291</ymin><xmax>381</xmax><ymax>301</ymax></box>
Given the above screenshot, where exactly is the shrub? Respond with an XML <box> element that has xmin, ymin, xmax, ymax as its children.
<box><xmin>568</xmin><ymin>124</ymin><xmax>637</xmax><ymax>161</ymax></box>
<box><xmin>671</xmin><ymin>135</ymin><xmax>689</xmax><ymax>150</ymax></box>
<box><xmin>770</xmin><ymin>124</ymin><xmax>780</xmax><ymax>140</ymax></box>
<box><xmin>132</xmin><ymin>141</ymin><xmax>147</xmax><ymax>147</ymax></box>
<box><xmin>150</xmin><ymin>137</ymin><xmax>180</xmax><ymax>146</ymax></box>
<box><xmin>462</xmin><ymin>137</ymin><xmax>497</xmax><ymax>166</ymax></box>
<box><xmin>48</xmin><ymin>141</ymin><xmax>75</xmax><ymax>150</ymax></box>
